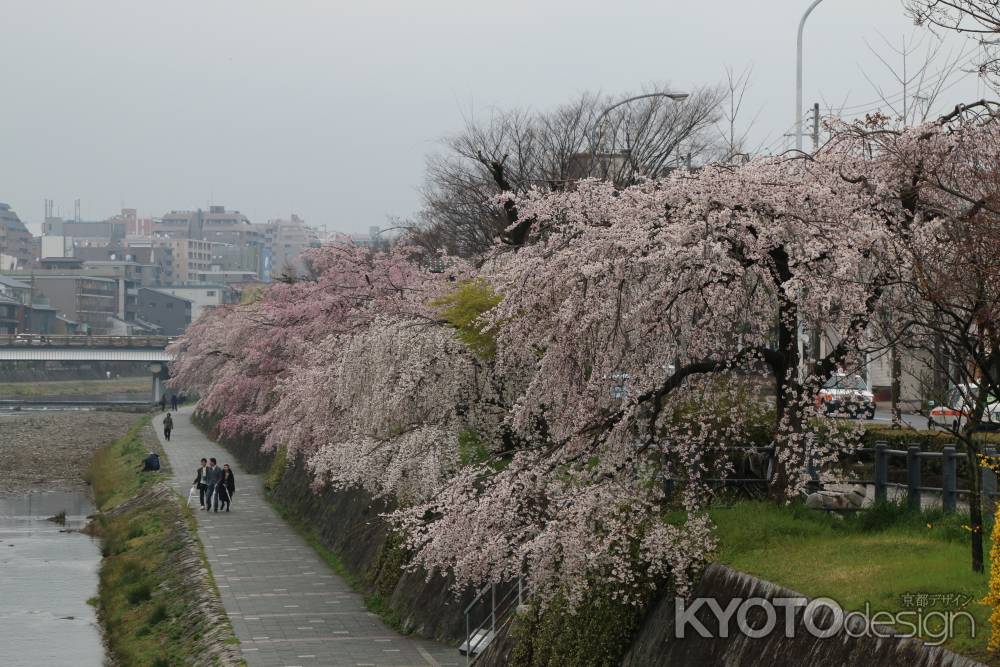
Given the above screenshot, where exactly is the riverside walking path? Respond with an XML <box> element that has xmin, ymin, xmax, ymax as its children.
<box><xmin>154</xmin><ymin>407</ymin><xmax>459</xmax><ymax>667</ymax></box>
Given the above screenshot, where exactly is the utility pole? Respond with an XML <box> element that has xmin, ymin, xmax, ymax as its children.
<box><xmin>796</xmin><ymin>0</ymin><xmax>828</xmax><ymax>151</ymax></box>
<box><xmin>812</xmin><ymin>102</ymin><xmax>820</xmax><ymax>152</ymax></box>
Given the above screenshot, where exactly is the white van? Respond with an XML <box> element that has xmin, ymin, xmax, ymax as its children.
<box><xmin>928</xmin><ymin>384</ymin><xmax>1000</xmax><ymax>431</ymax></box>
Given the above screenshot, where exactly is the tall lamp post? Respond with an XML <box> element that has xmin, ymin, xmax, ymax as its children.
<box><xmin>796</xmin><ymin>0</ymin><xmax>828</xmax><ymax>152</ymax></box>
<box><xmin>589</xmin><ymin>92</ymin><xmax>689</xmax><ymax>177</ymax></box>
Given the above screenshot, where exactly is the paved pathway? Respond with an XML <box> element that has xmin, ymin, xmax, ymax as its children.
<box><xmin>154</xmin><ymin>407</ymin><xmax>460</xmax><ymax>667</ymax></box>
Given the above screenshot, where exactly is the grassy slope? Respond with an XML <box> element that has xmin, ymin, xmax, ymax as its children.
<box><xmin>85</xmin><ymin>417</ymin><xmax>242</xmax><ymax>666</ymax></box>
<box><xmin>712</xmin><ymin>501</ymin><xmax>992</xmax><ymax>662</ymax></box>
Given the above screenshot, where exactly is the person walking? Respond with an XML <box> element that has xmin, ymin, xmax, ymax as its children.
<box><xmin>205</xmin><ymin>458</ymin><xmax>223</xmax><ymax>512</ymax></box>
<box><xmin>163</xmin><ymin>413</ymin><xmax>174</xmax><ymax>441</ymax></box>
<box><xmin>159</xmin><ymin>395</ymin><xmax>167</xmax><ymax>412</ymax></box>
<box><xmin>171</xmin><ymin>394</ymin><xmax>179</xmax><ymax>411</ymax></box>
<box><xmin>193</xmin><ymin>458</ymin><xmax>209</xmax><ymax>509</ymax></box>
<box><xmin>217</xmin><ymin>464</ymin><xmax>236</xmax><ymax>512</ymax></box>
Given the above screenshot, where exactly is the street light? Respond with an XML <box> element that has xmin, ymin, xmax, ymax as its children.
<box><xmin>589</xmin><ymin>92</ymin><xmax>689</xmax><ymax>178</ymax></box>
<box><xmin>796</xmin><ymin>0</ymin><xmax>828</xmax><ymax>152</ymax></box>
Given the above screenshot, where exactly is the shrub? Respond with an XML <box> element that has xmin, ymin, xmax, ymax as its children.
<box><xmin>987</xmin><ymin>501</ymin><xmax>1000</xmax><ymax>652</ymax></box>
<box><xmin>265</xmin><ymin>446</ymin><xmax>288</xmax><ymax>492</ymax></box>
<box><xmin>431</xmin><ymin>279</ymin><xmax>503</xmax><ymax>358</ymax></box>
<box><xmin>127</xmin><ymin>583</ymin><xmax>152</xmax><ymax>605</ymax></box>
<box><xmin>148</xmin><ymin>603</ymin><xmax>169</xmax><ymax>625</ymax></box>
<box><xmin>458</xmin><ymin>429</ymin><xmax>490</xmax><ymax>465</ymax></box>
<box><xmin>509</xmin><ymin>578</ymin><xmax>661</xmax><ymax>667</ymax></box>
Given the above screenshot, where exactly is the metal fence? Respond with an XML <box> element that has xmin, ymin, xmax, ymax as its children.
<box><xmin>685</xmin><ymin>442</ymin><xmax>1000</xmax><ymax>514</ymax></box>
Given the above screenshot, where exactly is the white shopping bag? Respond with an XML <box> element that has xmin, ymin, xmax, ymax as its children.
<box><xmin>186</xmin><ymin>486</ymin><xmax>199</xmax><ymax>508</ymax></box>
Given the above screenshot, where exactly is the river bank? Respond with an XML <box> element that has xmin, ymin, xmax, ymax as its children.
<box><xmin>0</xmin><ymin>411</ymin><xmax>145</xmax><ymax>494</ymax></box>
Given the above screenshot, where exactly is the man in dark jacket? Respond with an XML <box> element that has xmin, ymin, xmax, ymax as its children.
<box><xmin>204</xmin><ymin>458</ymin><xmax>223</xmax><ymax>511</ymax></box>
<box><xmin>142</xmin><ymin>452</ymin><xmax>160</xmax><ymax>472</ymax></box>
<box><xmin>163</xmin><ymin>413</ymin><xmax>174</xmax><ymax>441</ymax></box>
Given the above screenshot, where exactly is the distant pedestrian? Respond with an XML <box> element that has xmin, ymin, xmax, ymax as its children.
<box><xmin>205</xmin><ymin>458</ymin><xmax>223</xmax><ymax>512</ymax></box>
<box><xmin>193</xmin><ymin>458</ymin><xmax>209</xmax><ymax>509</ymax></box>
<box><xmin>218</xmin><ymin>464</ymin><xmax>236</xmax><ymax>512</ymax></box>
<box><xmin>163</xmin><ymin>413</ymin><xmax>173</xmax><ymax>441</ymax></box>
<box><xmin>159</xmin><ymin>395</ymin><xmax>167</xmax><ymax>412</ymax></box>
<box><xmin>171</xmin><ymin>394</ymin><xmax>178</xmax><ymax>411</ymax></box>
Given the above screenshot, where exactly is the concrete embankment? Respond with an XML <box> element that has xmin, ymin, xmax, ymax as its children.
<box><xmin>85</xmin><ymin>418</ymin><xmax>243</xmax><ymax>667</ymax></box>
<box><xmin>473</xmin><ymin>562</ymin><xmax>986</xmax><ymax>667</ymax></box>
<box><xmin>621</xmin><ymin>563</ymin><xmax>985</xmax><ymax>667</ymax></box>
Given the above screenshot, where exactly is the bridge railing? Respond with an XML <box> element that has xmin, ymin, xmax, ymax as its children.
<box><xmin>0</xmin><ymin>334</ymin><xmax>175</xmax><ymax>349</ymax></box>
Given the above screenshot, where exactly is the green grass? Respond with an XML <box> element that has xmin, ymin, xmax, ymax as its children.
<box><xmin>0</xmin><ymin>376</ymin><xmax>150</xmax><ymax>398</ymax></box>
<box><xmin>85</xmin><ymin>416</ymin><xmax>165</xmax><ymax>510</ymax></box>
<box><xmin>711</xmin><ymin>501</ymin><xmax>993</xmax><ymax>662</ymax></box>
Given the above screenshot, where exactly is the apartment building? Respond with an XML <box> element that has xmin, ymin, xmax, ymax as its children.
<box><xmin>150</xmin><ymin>284</ymin><xmax>236</xmax><ymax>320</ymax></box>
<box><xmin>15</xmin><ymin>274</ymin><xmax>119</xmax><ymax>333</ymax></box>
<box><xmin>263</xmin><ymin>214</ymin><xmax>319</xmax><ymax>278</ymax></box>
<box><xmin>0</xmin><ymin>203</ymin><xmax>33</xmax><ymax>269</ymax></box>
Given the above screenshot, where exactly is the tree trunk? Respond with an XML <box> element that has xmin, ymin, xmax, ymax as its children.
<box><xmin>891</xmin><ymin>346</ymin><xmax>902</xmax><ymax>429</ymax></box>
<box><xmin>769</xmin><ymin>295</ymin><xmax>802</xmax><ymax>499</ymax></box>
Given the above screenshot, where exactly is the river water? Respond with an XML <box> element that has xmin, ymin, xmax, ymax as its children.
<box><xmin>0</xmin><ymin>490</ymin><xmax>105</xmax><ymax>667</ymax></box>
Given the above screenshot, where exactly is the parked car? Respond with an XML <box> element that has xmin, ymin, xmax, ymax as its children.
<box><xmin>928</xmin><ymin>384</ymin><xmax>1000</xmax><ymax>432</ymax></box>
<box><xmin>817</xmin><ymin>373</ymin><xmax>876</xmax><ymax>420</ymax></box>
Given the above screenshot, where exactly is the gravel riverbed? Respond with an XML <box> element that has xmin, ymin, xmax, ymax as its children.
<box><xmin>0</xmin><ymin>411</ymin><xmax>147</xmax><ymax>494</ymax></box>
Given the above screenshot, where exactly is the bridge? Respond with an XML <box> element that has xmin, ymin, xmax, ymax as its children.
<box><xmin>0</xmin><ymin>335</ymin><xmax>176</xmax><ymax>403</ymax></box>
<box><xmin>0</xmin><ymin>335</ymin><xmax>175</xmax><ymax>362</ymax></box>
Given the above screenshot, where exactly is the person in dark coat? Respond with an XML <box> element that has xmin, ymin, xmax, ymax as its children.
<box><xmin>217</xmin><ymin>464</ymin><xmax>236</xmax><ymax>512</ymax></box>
<box><xmin>163</xmin><ymin>413</ymin><xmax>174</xmax><ymax>441</ymax></box>
<box><xmin>141</xmin><ymin>452</ymin><xmax>160</xmax><ymax>472</ymax></box>
<box><xmin>171</xmin><ymin>394</ymin><xmax>179</xmax><ymax>411</ymax></box>
<box><xmin>159</xmin><ymin>395</ymin><xmax>167</xmax><ymax>412</ymax></box>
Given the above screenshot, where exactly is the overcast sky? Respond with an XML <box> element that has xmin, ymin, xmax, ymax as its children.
<box><xmin>0</xmin><ymin>1</ymin><xmax>988</xmax><ymax>235</ymax></box>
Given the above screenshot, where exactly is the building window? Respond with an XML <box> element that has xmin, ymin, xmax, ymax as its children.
<box><xmin>206</xmin><ymin>290</ymin><xmax>216</xmax><ymax>296</ymax></box>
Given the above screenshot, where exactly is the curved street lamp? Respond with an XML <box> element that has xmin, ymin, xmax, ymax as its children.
<box><xmin>589</xmin><ymin>92</ymin><xmax>689</xmax><ymax>178</ymax></box>
<box><xmin>796</xmin><ymin>0</ymin><xmax>828</xmax><ymax>152</ymax></box>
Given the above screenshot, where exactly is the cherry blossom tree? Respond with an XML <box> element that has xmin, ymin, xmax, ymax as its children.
<box><xmin>392</xmin><ymin>143</ymin><xmax>910</xmax><ymax>604</ymax></box>
<box><xmin>168</xmin><ymin>243</ymin><xmax>467</xmax><ymax>439</ymax></box>
<box><xmin>265</xmin><ymin>314</ymin><xmax>498</xmax><ymax>502</ymax></box>
<box><xmin>169</xmin><ymin>103</ymin><xmax>1000</xmax><ymax>604</ymax></box>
